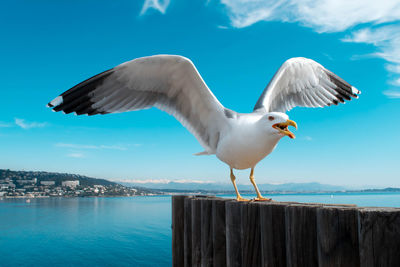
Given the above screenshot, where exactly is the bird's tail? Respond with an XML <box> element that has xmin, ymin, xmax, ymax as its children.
<box><xmin>194</xmin><ymin>151</ymin><xmax>209</xmax><ymax>156</ymax></box>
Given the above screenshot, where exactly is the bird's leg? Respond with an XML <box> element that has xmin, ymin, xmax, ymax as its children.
<box><xmin>230</xmin><ymin>168</ymin><xmax>249</xmax><ymax>202</ymax></box>
<box><xmin>249</xmin><ymin>168</ymin><xmax>271</xmax><ymax>201</ymax></box>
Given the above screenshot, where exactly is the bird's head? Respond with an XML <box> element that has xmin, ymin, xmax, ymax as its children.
<box><xmin>261</xmin><ymin>112</ymin><xmax>297</xmax><ymax>139</ymax></box>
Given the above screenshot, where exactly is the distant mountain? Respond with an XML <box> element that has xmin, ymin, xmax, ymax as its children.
<box><xmin>0</xmin><ymin>168</ymin><xmax>346</xmax><ymax>194</ymax></box>
<box><xmin>0</xmin><ymin>169</ymin><xmax>161</xmax><ymax>197</ymax></box>
<box><xmin>0</xmin><ymin>169</ymin><xmax>117</xmax><ymax>187</ymax></box>
<box><xmin>120</xmin><ymin>181</ymin><xmax>346</xmax><ymax>192</ymax></box>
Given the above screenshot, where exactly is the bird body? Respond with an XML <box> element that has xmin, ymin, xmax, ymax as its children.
<box><xmin>48</xmin><ymin>55</ymin><xmax>360</xmax><ymax>201</ymax></box>
<box><xmin>215</xmin><ymin>112</ymin><xmax>283</xmax><ymax>170</ymax></box>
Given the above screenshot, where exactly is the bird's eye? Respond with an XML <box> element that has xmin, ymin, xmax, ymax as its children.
<box><xmin>268</xmin><ymin>116</ymin><xmax>274</xmax><ymax>121</ymax></box>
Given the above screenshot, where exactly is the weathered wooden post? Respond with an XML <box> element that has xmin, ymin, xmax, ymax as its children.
<box><xmin>285</xmin><ymin>203</ymin><xmax>322</xmax><ymax>267</ymax></box>
<box><xmin>183</xmin><ymin>196</ymin><xmax>193</xmax><ymax>267</ymax></box>
<box><xmin>172</xmin><ymin>195</ymin><xmax>186</xmax><ymax>267</ymax></box>
<box><xmin>259</xmin><ymin>202</ymin><xmax>297</xmax><ymax>267</ymax></box>
<box><xmin>201</xmin><ymin>198</ymin><xmax>215</xmax><ymax>267</ymax></box>
<box><xmin>172</xmin><ymin>196</ymin><xmax>400</xmax><ymax>267</ymax></box>
<box><xmin>212</xmin><ymin>198</ymin><xmax>230</xmax><ymax>267</ymax></box>
<box><xmin>241</xmin><ymin>202</ymin><xmax>262</xmax><ymax>266</ymax></box>
<box><xmin>316</xmin><ymin>206</ymin><xmax>360</xmax><ymax>267</ymax></box>
<box><xmin>191</xmin><ymin>197</ymin><xmax>203</xmax><ymax>267</ymax></box>
<box><xmin>226</xmin><ymin>200</ymin><xmax>243</xmax><ymax>267</ymax></box>
<box><xmin>358</xmin><ymin>207</ymin><xmax>400</xmax><ymax>267</ymax></box>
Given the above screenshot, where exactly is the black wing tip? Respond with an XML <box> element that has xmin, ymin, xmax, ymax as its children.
<box><xmin>324</xmin><ymin>69</ymin><xmax>361</xmax><ymax>104</ymax></box>
<box><xmin>60</xmin><ymin>68</ymin><xmax>114</xmax><ymax>98</ymax></box>
<box><xmin>47</xmin><ymin>68</ymin><xmax>115</xmax><ymax>116</ymax></box>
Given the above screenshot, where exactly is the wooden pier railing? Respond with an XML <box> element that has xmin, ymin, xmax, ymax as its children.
<box><xmin>171</xmin><ymin>195</ymin><xmax>400</xmax><ymax>267</ymax></box>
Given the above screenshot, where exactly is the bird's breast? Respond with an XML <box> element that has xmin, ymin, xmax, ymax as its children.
<box><xmin>216</xmin><ymin>128</ymin><xmax>279</xmax><ymax>170</ymax></box>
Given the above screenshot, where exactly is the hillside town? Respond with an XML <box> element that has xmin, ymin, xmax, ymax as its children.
<box><xmin>0</xmin><ymin>169</ymin><xmax>154</xmax><ymax>198</ymax></box>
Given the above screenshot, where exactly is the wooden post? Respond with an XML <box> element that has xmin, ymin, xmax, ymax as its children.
<box><xmin>259</xmin><ymin>202</ymin><xmax>298</xmax><ymax>267</ymax></box>
<box><xmin>201</xmin><ymin>198</ymin><xmax>215</xmax><ymax>267</ymax></box>
<box><xmin>241</xmin><ymin>202</ymin><xmax>262</xmax><ymax>267</ymax></box>
<box><xmin>226</xmin><ymin>200</ymin><xmax>243</xmax><ymax>267</ymax></box>
<box><xmin>172</xmin><ymin>195</ymin><xmax>186</xmax><ymax>267</ymax></box>
<box><xmin>212</xmin><ymin>198</ymin><xmax>230</xmax><ymax>267</ymax></box>
<box><xmin>173</xmin><ymin>196</ymin><xmax>400</xmax><ymax>267</ymax></box>
<box><xmin>316</xmin><ymin>206</ymin><xmax>360</xmax><ymax>267</ymax></box>
<box><xmin>191</xmin><ymin>198</ymin><xmax>203</xmax><ymax>267</ymax></box>
<box><xmin>358</xmin><ymin>207</ymin><xmax>400</xmax><ymax>267</ymax></box>
<box><xmin>183</xmin><ymin>196</ymin><xmax>193</xmax><ymax>267</ymax></box>
<box><xmin>285</xmin><ymin>203</ymin><xmax>322</xmax><ymax>267</ymax></box>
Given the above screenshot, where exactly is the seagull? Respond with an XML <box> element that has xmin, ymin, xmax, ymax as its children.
<box><xmin>48</xmin><ymin>55</ymin><xmax>360</xmax><ymax>201</ymax></box>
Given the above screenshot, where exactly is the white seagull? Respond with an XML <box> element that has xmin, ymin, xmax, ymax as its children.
<box><xmin>48</xmin><ymin>55</ymin><xmax>360</xmax><ymax>201</ymax></box>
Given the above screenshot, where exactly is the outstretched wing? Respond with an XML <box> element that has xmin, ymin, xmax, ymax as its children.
<box><xmin>48</xmin><ymin>55</ymin><xmax>227</xmax><ymax>153</ymax></box>
<box><xmin>253</xmin><ymin>57</ymin><xmax>361</xmax><ymax>113</ymax></box>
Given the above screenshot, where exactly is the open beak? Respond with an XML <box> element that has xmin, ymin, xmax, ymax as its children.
<box><xmin>272</xmin><ymin>119</ymin><xmax>298</xmax><ymax>139</ymax></box>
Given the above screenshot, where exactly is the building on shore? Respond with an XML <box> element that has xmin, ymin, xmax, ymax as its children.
<box><xmin>15</xmin><ymin>178</ymin><xmax>37</xmax><ymax>185</ymax></box>
<box><xmin>61</xmin><ymin>180</ymin><xmax>80</xmax><ymax>188</ymax></box>
<box><xmin>40</xmin><ymin>181</ymin><xmax>55</xmax><ymax>186</ymax></box>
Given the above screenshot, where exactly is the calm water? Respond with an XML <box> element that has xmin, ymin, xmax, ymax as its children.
<box><xmin>1</xmin><ymin>193</ymin><xmax>400</xmax><ymax>267</ymax></box>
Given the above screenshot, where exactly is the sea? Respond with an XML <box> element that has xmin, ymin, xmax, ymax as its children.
<box><xmin>1</xmin><ymin>192</ymin><xmax>400</xmax><ymax>267</ymax></box>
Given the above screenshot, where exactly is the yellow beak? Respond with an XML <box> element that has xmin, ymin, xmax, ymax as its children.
<box><xmin>272</xmin><ymin>119</ymin><xmax>298</xmax><ymax>139</ymax></box>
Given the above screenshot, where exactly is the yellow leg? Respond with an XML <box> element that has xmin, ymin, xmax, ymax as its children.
<box><xmin>230</xmin><ymin>168</ymin><xmax>249</xmax><ymax>201</ymax></box>
<box><xmin>250</xmin><ymin>168</ymin><xmax>271</xmax><ymax>201</ymax></box>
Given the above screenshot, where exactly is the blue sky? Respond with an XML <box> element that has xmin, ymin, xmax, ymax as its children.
<box><xmin>0</xmin><ymin>0</ymin><xmax>399</xmax><ymax>187</ymax></box>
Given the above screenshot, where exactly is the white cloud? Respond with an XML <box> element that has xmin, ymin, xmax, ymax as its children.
<box><xmin>219</xmin><ymin>0</ymin><xmax>400</xmax><ymax>96</ymax></box>
<box><xmin>144</xmin><ymin>0</ymin><xmax>400</xmax><ymax>95</ymax></box>
<box><xmin>303</xmin><ymin>136</ymin><xmax>312</xmax><ymax>141</ymax></box>
<box><xmin>220</xmin><ymin>0</ymin><xmax>287</xmax><ymax>29</ymax></box>
<box><xmin>15</xmin><ymin>118</ymin><xmax>47</xmax><ymax>129</ymax></box>
<box><xmin>140</xmin><ymin>0</ymin><xmax>170</xmax><ymax>15</ymax></box>
<box><xmin>55</xmin><ymin>143</ymin><xmax>129</xmax><ymax>151</ymax></box>
<box><xmin>220</xmin><ymin>0</ymin><xmax>400</xmax><ymax>31</ymax></box>
<box><xmin>386</xmin><ymin>64</ymin><xmax>400</xmax><ymax>74</ymax></box>
<box><xmin>342</xmin><ymin>25</ymin><xmax>400</xmax><ymax>87</ymax></box>
<box><xmin>342</xmin><ymin>26</ymin><xmax>400</xmax><ymax>45</ymax></box>
<box><xmin>391</xmin><ymin>78</ymin><xmax>400</xmax><ymax>86</ymax></box>
<box><xmin>342</xmin><ymin>25</ymin><xmax>400</xmax><ymax>63</ymax></box>
<box><xmin>383</xmin><ymin>90</ymin><xmax>400</xmax><ymax>98</ymax></box>
<box><xmin>67</xmin><ymin>153</ymin><xmax>85</xmax><ymax>158</ymax></box>
<box><xmin>217</xmin><ymin>25</ymin><xmax>229</xmax><ymax>29</ymax></box>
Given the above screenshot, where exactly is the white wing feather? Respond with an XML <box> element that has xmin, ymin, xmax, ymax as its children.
<box><xmin>254</xmin><ymin>57</ymin><xmax>360</xmax><ymax>113</ymax></box>
<box><xmin>48</xmin><ymin>55</ymin><xmax>228</xmax><ymax>153</ymax></box>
